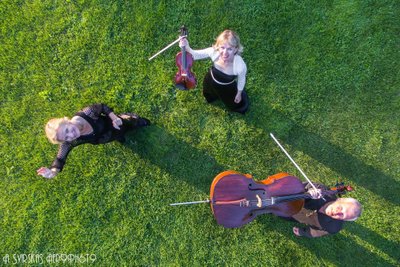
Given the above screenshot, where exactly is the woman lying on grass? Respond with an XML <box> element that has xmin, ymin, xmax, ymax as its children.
<box><xmin>37</xmin><ymin>103</ymin><xmax>150</xmax><ymax>179</ymax></box>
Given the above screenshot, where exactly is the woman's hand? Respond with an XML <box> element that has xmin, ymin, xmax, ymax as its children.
<box><xmin>307</xmin><ymin>188</ymin><xmax>323</xmax><ymax>199</ymax></box>
<box><xmin>293</xmin><ymin>227</ymin><xmax>301</xmax><ymax>236</ymax></box>
<box><xmin>112</xmin><ymin>117</ymin><xmax>122</xmax><ymax>130</ymax></box>
<box><xmin>37</xmin><ymin>167</ymin><xmax>57</xmax><ymax>179</ymax></box>
<box><xmin>234</xmin><ymin>91</ymin><xmax>242</xmax><ymax>103</ymax></box>
<box><xmin>179</xmin><ymin>36</ymin><xmax>189</xmax><ymax>48</ymax></box>
<box><xmin>109</xmin><ymin>112</ymin><xmax>122</xmax><ymax>130</ymax></box>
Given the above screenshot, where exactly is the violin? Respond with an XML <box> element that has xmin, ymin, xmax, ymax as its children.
<box><xmin>210</xmin><ymin>170</ymin><xmax>353</xmax><ymax>228</ymax></box>
<box><xmin>174</xmin><ymin>26</ymin><xmax>197</xmax><ymax>90</ymax></box>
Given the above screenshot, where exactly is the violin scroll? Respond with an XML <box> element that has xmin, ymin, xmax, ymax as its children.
<box><xmin>330</xmin><ymin>182</ymin><xmax>354</xmax><ymax>197</ymax></box>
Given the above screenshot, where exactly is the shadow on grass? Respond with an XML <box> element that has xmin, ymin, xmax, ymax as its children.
<box><xmin>123</xmin><ymin>122</ymin><xmax>398</xmax><ymax>265</ymax></box>
<box><xmin>123</xmin><ymin>125</ymin><xmax>225</xmax><ymax>192</ymax></box>
<box><xmin>240</xmin><ymin>108</ymin><xmax>399</xmax><ymax>265</ymax></box>
<box><xmin>348</xmin><ymin>223</ymin><xmax>400</xmax><ymax>262</ymax></box>
<box><xmin>257</xmin><ymin>215</ymin><xmax>398</xmax><ymax>266</ymax></box>
<box><xmin>243</xmin><ymin>109</ymin><xmax>399</xmax><ymax>206</ymax></box>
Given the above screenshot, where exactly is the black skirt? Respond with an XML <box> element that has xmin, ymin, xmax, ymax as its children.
<box><xmin>203</xmin><ymin>66</ymin><xmax>249</xmax><ymax>113</ymax></box>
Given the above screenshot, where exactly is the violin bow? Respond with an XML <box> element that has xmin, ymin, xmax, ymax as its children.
<box><xmin>148</xmin><ymin>26</ymin><xmax>188</xmax><ymax>61</ymax></box>
<box><xmin>270</xmin><ymin>133</ymin><xmax>325</xmax><ymax>200</ymax></box>
<box><xmin>148</xmin><ymin>36</ymin><xmax>182</xmax><ymax>61</ymax></box>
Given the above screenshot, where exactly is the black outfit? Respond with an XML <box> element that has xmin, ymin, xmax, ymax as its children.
<box><xmin>292</xmin><ymin>183</ymin><xmax>344</xmax><ymax>238</ymax></box>
<box><xmin>203</xmin><ymin>66</ymin><xmax>249</xmax><ymax>114</ymax></box>
<box><xmin>51</xmin><ymin>104</ymin><xmax>149</xmax><ymax>172</ymax></box>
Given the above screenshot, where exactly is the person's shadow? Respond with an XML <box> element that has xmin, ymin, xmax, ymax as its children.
<box><xmin>123</xmin><ymin>121</ymin><xmax>399</xmax><ymax>266</ymax></box>
<box><xmin>240</xmin><ymin>107</ymin><xmax>399</xmax><ymax>206</ymax></box>
<box><xmin>241</xmin><ymin>106</ymin><xmax>399</xmax><ymax>265</ymax></box>
<box><xmin>256</xmin><ymin>214</ymin><xmax>399</xmax><ymax>266</ymax></box>
<box><xmin>123</xmin><ymin>125</ymin><xmax>225</xmax><ymax>193</ymax></box>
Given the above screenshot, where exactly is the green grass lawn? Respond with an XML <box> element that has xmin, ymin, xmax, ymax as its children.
<box><xmin>1</xmin><ymin>0</ymin><xmax>399</xmax><ymax>266</ymax></box>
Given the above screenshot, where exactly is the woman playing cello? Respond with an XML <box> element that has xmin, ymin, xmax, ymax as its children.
<box><xmin>210</xmin><ymin>170</ymin><xmax>362</xmax><ymax>238</ymax></box>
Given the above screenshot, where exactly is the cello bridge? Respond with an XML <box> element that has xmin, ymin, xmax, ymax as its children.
<box><xmin>240</xmin><ymin>200</ymin><xmax>250</xmax><ymax>207</ymax></box>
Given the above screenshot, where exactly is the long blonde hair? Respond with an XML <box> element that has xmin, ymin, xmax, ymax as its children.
<box><xmin>214</xmin><ymin>30</ymin><xmax>243</xmax><ymax>55</ymax></box>
<box><xmin>45</xmin><ymin>117</ymin><xmax>70</xmax><ymax>144</ymax></box>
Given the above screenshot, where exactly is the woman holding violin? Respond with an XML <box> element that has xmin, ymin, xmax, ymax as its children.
<box><xmin>179</xmin><ymin>30</ymin><xmax>249</xmax><ymax>114</ymax></box>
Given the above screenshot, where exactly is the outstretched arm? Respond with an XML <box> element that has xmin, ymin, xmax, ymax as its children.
<box><xmin>37</xmin><ymin>141</ymin><xmax>74</xmax><ymax>178</ymax></box>
<box><xmin>179</xmin><ymin>37</ymin><xmax>214</xmax><ymax>60</ymax></box>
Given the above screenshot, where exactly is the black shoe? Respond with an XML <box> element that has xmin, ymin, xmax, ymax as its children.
<box><xmin>116</xmin><ymin>136</ymin><xmax>126</xmax><ymax>143</ymax></box>
<box><xmin>139</xmin><ymin>118</ymin><xmax>151</xmax><ymax>127</ymax></box>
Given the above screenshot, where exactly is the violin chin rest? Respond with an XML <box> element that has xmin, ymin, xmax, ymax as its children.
<box><xmin>175</xmin><ymin>83</ymin><xmax>189</xmax><ymax>90</ymax></box>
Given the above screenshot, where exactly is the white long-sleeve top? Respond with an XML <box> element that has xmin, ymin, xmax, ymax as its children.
<box><xmin>186</xmin><ymin>46</ymin><xmax>247</xmax><ymax>92</ymax></box>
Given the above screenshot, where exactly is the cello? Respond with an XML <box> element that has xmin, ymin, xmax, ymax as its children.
<box><xmin>209</xmin><ymin>170</ymin><xmax>352</xmax><ymax>228</ymax></box>
<box><xmin>174</xmin><ymin>26</ymin><xmax>197</xmax><ymax>90</ymax></box>
<box><xmin>170</xmin><ymin>133</ymin><xmax>353</xmax><ymax>228</ymax></box>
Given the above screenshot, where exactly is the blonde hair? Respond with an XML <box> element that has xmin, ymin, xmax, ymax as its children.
<box><xmin>45</xmin><ymin>117</ymin><xmax>70</xmax><ymax>144</ymax></box>
<box><xmin>214</xmin><ymin>30</ymin><xmax>243</xmax><ymax>55</ymax></box>
<box><xmin>340</xmin><ymin>198</ymin><xmax>362</xmax><ymax>221</ymax></box>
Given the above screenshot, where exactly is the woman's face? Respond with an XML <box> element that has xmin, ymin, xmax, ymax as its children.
<box><xmin>218</xmin><ymin>41</ymin><xmax>237</xmax><ymax>63</ymax></box>
<box><xmin>58</xmin><ymin>122</ymin><xmax>80</xmax><ymax>142</ymax></box>
<box><xmin>325</xmin><ymin>201</ymin><xmax>357</xmax><ymax>221</ymax></box>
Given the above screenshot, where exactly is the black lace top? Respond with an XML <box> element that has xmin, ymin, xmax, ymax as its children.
<box><xmin>50</xmin><ymin>104</ymin><xmax>116</xmax><ymax>171</ymax></box>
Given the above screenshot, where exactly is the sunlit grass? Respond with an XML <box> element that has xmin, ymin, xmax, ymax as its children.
<box><xmin>0</xmin><ymin>0</ymin><xmax>399</xmax><ymax>266</ymax></box>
